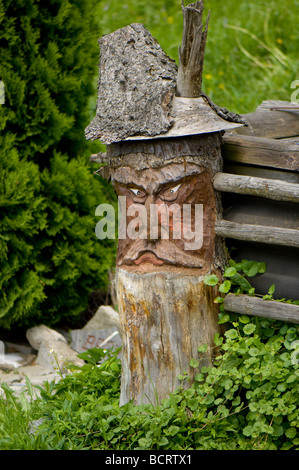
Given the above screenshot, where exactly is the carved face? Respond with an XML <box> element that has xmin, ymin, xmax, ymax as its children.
<box><xmin>111</xmin><ymin>163</ymin><xmax>216</xmax><ymax>273</ymax></box>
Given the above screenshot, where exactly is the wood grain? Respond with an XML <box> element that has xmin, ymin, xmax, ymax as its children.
<box><xmin>231</xmin><ymin>101</ymin><xmax>299</xmax><ymax>139</ymax></box>
<box><xmin>213</xmin><ymin>172</ymin><xmax>299</xmax><ymax>203</ymax></box>
<box><xmin>117</xmin><ymin>269</ymin><xmax>224</xmax><ymax>405</ymax></box>
<box><xmin>222</xmin><ymin>134</ymin><xmax>299</xmax><ymax>171</ymax></box>
<box><xmin>224</xmin><ymin>293</ymin><xmax>299</xmax><ymax>324</ymax></box>
<box><xmin>215</xmin><ymin>220</ymin><xmax>299</xmax><ymax>248</ymax></box>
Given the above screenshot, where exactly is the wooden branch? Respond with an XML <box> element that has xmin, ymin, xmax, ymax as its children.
<box><xmin>213</xmin><ymin>172</ymin><xmax>299</xmax><ymax>203</ymax></box>
<box><xmin>222</xmin><ymin>134</ymin><xmax>299</xmax><ymax>171</ymax></box>
<box><xmin>176</xmin><ymin>1</ymin><xmax>210</xmax><ymax>97</ymax></box>
<box><xmin>223</xmin><ymin>294</ymin><xmax>299</xmax><ymax>324</ymax></box>
<box><xmin>215</xmin><ymin>220</ymin><xmax>299</xmax><ymax>248</ymax></box>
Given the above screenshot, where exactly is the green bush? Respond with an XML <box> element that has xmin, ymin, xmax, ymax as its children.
<box><xmin>0</xmin><ymin>0</ymin><xmax>116</xmax><ymax>328</ymax></box>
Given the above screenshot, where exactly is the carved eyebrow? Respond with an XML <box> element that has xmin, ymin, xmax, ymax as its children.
<box><xmin>114</xmin><ymin>181</ymin><xmax>147</xmax><ymax>192</ymax></box>
<box><xmin>154</xmin><ymin>175</ymin><xmax>187</xmax><ymax>194</ymax></box>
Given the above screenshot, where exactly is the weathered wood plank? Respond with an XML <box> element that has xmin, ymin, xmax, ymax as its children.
<box><xmin>257</xmin><ymin>100</ymin><xmax>299</xmax><ymax>112</ymax></box>
<box><xmin>222</xmin><ymin>134</ymin><xmax>299</xmax><ymax>171</ymax></box>
<box><xmin>231</xmin><ymin>101</ymin><xmax>299</xmax><ymax>139</ymax></box>
<box><xmin>213</xmin><ymin>172</ymin><xmax>299</xmax><ymax>203</ymax></box>
<box><xmin>223</xmin><ymin>293</ymin><xmax>299</xmax><ymax>324</ymax></box>
<box><xmin>223</xmin><ymin>163</ymin><xmax>299</xmax><ymax>184</ymax></box>
<box><xmin>215</xmin><ymin>220</ymin><xmax>299</xmax><ymax>248</ymax></box>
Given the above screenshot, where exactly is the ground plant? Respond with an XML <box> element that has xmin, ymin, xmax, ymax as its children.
<box><xmin>0</xmin><ymin>259</ymin><xmax>298</xmax><ymax>450</ymax></box>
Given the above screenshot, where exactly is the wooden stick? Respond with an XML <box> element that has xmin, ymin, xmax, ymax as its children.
<box><xmin>223</xmin><ymin>293</ymin><xmax>299</xmax><ymax>324</ymax></box>
<box><xmin>176</xmin><ymin>1</ymin><xmax>210</xmax><ymax>97</ymax></box>
<box><xmin>213</xmin><ymin>172</ymin><xmax>299</xmax><ymax>203</ymax></box>
<box><xmin>215</xmin><ymin>220</ymin><xmax>299</xmax><ymax>248</ymax></box>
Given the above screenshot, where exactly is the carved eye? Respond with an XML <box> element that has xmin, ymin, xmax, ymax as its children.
<box><xmin>160</xmin><ymin>183</ymin><xmax>182</xmax><ymax>202</ymax></box>
<box><xmin>130</xmin><ymin>188</ymin><xmax>141</xmax><ymax>196</ymax></box>
<box><xmin>129</xmin><ymin>187</ymin><xmax>146</xmax><ymax>198</ymax></box>
<box><xmin>169</xmin><ymin>184</ymin><xmax>181</xmax><ymax>195</ymax></box>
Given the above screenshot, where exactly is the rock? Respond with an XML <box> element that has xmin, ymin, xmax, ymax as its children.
<box><xmin>83</xmin><ymin>305</ymin><xmax>120</xmax><ymax>332</ymax></box>
<box><xmin>71</xmin><ymin>327</ymin><xmax>122</xmax><ymax>354</ymax></box>
<box><xmin>26</xmin><ymin>324</ymin><xmax>67</xmax><ymax>351</ymax></box>
<box><xmin>0</xmin><ymin>365</ymin><xmax>62</xmax><ymax>398</ymax></box>
<box><xmin>28</xmin><ymin>418</ymin><xmax>44</xmax><ymax>435</ymax></box>
<box><xmin>0</xmin><ymin>341</ymin><xmax>36</xmax><ymax>372</ymax></box>
<box><xmin>35</xmin><ymin>339</ymin><xmax>84</xmax><ymax>372</ymax></box>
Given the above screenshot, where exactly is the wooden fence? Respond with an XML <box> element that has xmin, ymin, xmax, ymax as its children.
<box><xmin>215</xmin><ymin>100</ymin><xmax>299</xmax><ymax>324</ymax></box>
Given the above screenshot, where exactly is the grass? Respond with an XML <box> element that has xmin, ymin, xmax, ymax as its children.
<box><xmin>98</xmin><ymin>0</ymin><xmax>299</xmax><ymax>114</ymax></box>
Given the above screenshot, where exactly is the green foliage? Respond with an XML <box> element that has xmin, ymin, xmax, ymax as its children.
<box><xmin>0</xmin><ymin>0</ymin><xmax>116</xmax><ymax>328</ymax></box>
<box><xmin>0</xmin><ymin>257</ymin><xmax>294</xmax><ymax>450</ymax></box>
<box><xmin>204</xmin><ymin>258</ymin><xmax>299</xmax><ymax>320</ymax></box>
<box><xmin>1</xmin><ymin>313</ymin><xmax>298</xmax><ymax>451</ymax></box>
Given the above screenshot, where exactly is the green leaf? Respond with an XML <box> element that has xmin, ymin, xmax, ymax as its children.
<box><xmin>239</xmin><ymin>315</ymin><xmax>250</xmax><ymax>324</ymax></box>
<box><xmin>80</xmin><ymin>412</ymin><xmax>92</xmax><ymax>426</ymax></box>
<box><xmin>224</xmin><ymin>267</ymin><xmax>237</xmax><ymax>277</ymax></box>
<box><xmin>166</xmin><ymin>425</ymin><xmax>180</xmax><ymax>437</ymax></box>
<box><xmin>224</xmin><ymin>329</ymin><xmax>239</xmax><ymax>339</ymax></box>
<box><xmin>230</xmin><ymin>273</ymin><xmax>253</xmax><ymax>293</ymax></box>
<box><xmin>218</xmin><ymin>314</ymin><xmax>230</xmax><ymax>324</ymax></box>
<box><xmin>243</xmin><ymin>323</ymin><xmax>256</xmax><ymax>335</ymax></box>
<box><xmin>241</xmin><ymin>260</ymin><xmax>260</xmax><ymax>277</ymax></box>
<box><xmin>258</xmin><ymin>262</ymin><xmax>267</xmax><ymax>274</ymax></box>
<box><xmin>138</xmin><ymin>437</ymin><xmax>153</xmax><ymax>449</ymax></box>
<box><xmin>189</xmin><ymin>358</ymin><xmax>199</xmax><ymax>368</ymax></box>
<box><xmin>243</xmin><ymin>425</ymin><xmax>253</xmax><ymax>437</ymax></box>
<box><xmin>214</xmin><ymin>333</ymin><xmax>224</xmax><ymax>346</ymax></box>
<box><xmin>158</xmin><ymin>436</ymin><xmax>169</xmax><ymax>446</ymax></box>
<box><xmin>219</xmin><ymin>280</ymin><xmax>231</xmax><ymax>293</ymax></box>
<box><xmin>198</xmin><ymin>344</ymin><xmax>208</xmax><ymax>353</ymax></box>
<box><xmin>248</xmin><ymin>347</ymin><xmax>260</xmax><ymax>356</ymax></box>
<box><xmin>203</xmin><ymin>274</ymin><xmax>219</xmax><ymax>286</ymax></box>
<box><xmin>285</xmin><ymin>428</ymin><xmax>297</xmax><ymax>439</ymax></box>
<box><xmin>286</xmin><ymin>374</ymin><xmax>297</xmax><ymax>383</ymax></box>
<box><xmin>268</xmin><ymin>284</ymin><xmax>275</xmax><ymax>295</ymax></box>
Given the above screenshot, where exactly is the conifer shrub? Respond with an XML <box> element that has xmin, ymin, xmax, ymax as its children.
<box><xmin>0</xmin><ymin>0</ymin><xmax>116</xmax><ymax>328</ymax></box>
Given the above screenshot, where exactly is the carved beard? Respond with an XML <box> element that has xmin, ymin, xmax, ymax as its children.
<box><xmin>110</xmin><ymin>163</ymin><xmax>216</xmax><ymax>273</ymax></box>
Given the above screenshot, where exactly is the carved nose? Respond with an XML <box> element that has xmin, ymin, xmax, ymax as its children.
<box><xmin>145</xmin><ymin>195</ymin><xmax>158</xmax><ymax>242</ymax></box>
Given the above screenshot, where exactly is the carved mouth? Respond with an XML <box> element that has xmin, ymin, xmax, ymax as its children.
<box><xmin>134</xmin><ymin>251</ymin><xmax>165</xmax><ymax>266</ymax></box>
<box><xmin>119</xmin><ymin>242</ymin><xmax>204</xmax><ymax>268</ymax></box>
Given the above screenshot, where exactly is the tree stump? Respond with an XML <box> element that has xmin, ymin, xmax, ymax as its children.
<box><xmin>108</xmin><ymin>135</ymin><xmax>227</xmax><ymax>405</ymax></box>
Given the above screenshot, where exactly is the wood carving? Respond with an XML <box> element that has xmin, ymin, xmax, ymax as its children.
<box><xmin>106</xmin><ymin>135</ymin><xmax>228</xmax><ymax>405</ymax></box>
<box><xmin>111</xmin><ymin>163</ymin><xmax>216</xmax><ymax>272</ymax></box>
<box><xmin>86</xmin><ymin>1</ymin><xmax>245</xmax><ymax>405</ymax></box>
